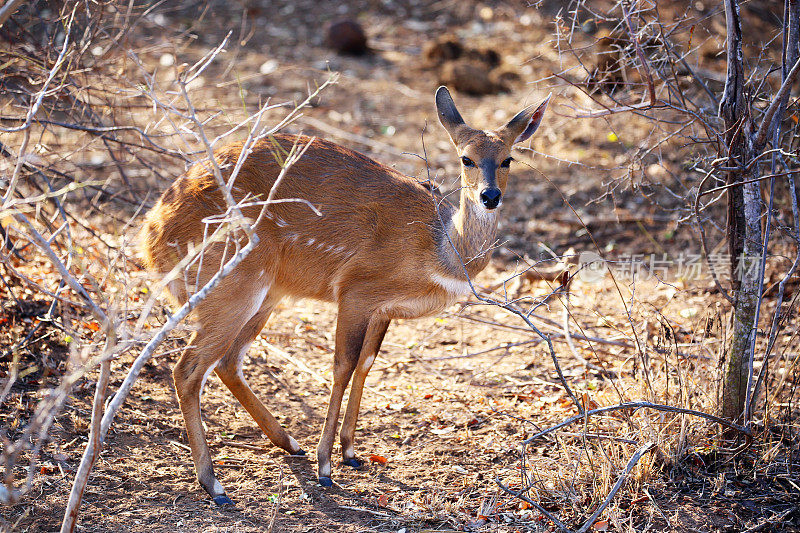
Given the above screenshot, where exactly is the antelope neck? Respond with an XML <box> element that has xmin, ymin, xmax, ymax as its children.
<box><xmin>436</xmin><ymin>185</ymin><xmax>498</xmax><ymax>278</ymax></box>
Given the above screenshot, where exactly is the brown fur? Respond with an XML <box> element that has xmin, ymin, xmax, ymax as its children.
<box><xmin>140</xmin><ymin>87</ymin><xmax>548</xmax><ymax>499</ymax></box>
<box><xmin>142</xmin><ymin>136</ymin><xmax>449</xmax><ymax>306</ymax></box>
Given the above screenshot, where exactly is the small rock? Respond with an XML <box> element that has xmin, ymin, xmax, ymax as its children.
<box><xmin>439</xmin><ymin>59</ymin><xmax>502</xmax><ymax>96</ymax></box>
<box><xmin>464</xmin><ymin>47</ymin><xmax>501</xmax><ymax>68</ymax></box>
<box><xmin>489</xmin><ymin>66</ymin><xmax>520</xmax><ymax>86</ymax></box>
<box><xmin>404</xmin><ymin>19</ymin><xmax>431</xmax><ymax>32</ymax></box>
<box><xmin>422</xmin><ymin>35</ymin><xmax>463</xmax><ymax>66</ymax></box>
<box><xmin>259</xmin><ymin>59</ymin><xmax>279</xmax><ymax>75</ymax></box>
<box><xmin>325</xmin><ymin>19</ymin><xmax>368</xmax><ymax>55</ymax></box>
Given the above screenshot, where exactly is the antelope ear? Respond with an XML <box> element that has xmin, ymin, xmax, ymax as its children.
<box><xmin>435</xmin><ymin>86</ymin><xmax>469</xmax><ymax>143</ymax></box>
<box><xmin>496</xmin><ymin>94</ymin><xmax>550</xmax><ymax>146</ymax></box>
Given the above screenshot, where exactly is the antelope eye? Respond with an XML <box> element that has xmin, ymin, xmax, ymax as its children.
<box><xmin>500</xmin><ymin>157</ymin><xmax>512</xmax><ymax>168</ymax></box>
<box><xmin>461</xmin><ymin>156</ymin><xmax>475</xmax><ymax>167</ymax></box>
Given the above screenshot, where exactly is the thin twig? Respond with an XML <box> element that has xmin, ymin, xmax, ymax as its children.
<box><xmin>621</xmin><ymin>2</ymin><xmax>656</xmax><ymax>106</ymax></box>
<box><xmin>265</xmin><ymin>465</ymin><xmax>282</xmax><ymax>533</ymax></box>
<box><xmin>2</xmin><ymin>12</ymin><xmax>73</xmax><ymax>205</ymax></box>
<box><xmin>0</xmin><ymin>0</ymin><xmax>25</xmax><ymax>27</ymax></box>
<box><xmin>262</xmin><ymin>341</ymin><xmax>331</xmax><ymax>390</ymax></box>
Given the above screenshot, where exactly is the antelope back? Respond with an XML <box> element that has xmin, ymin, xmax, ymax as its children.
<box><xmin>140</xmin><ymin>135</ymin><xmax>444</xmax><ymax>307</ymax></box>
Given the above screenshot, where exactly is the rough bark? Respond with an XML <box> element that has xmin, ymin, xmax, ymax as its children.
<box><xmin>720</xmin><ymin>0</ymin><xmax>761</xmax><ymax>424</ymax></box>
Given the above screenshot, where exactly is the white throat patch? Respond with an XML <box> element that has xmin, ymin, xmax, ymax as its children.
<box><xmin>431</xmin><ymin>273</ymin><xmax>473</xmax><ymax>296</ymax></box>
<box><xmin>471</xmin><ymin>201</ymin><xmax>499</xmax><ymax>222</ymax></box>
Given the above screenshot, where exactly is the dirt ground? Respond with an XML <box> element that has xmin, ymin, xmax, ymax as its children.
<box><xmin>1</xmin><ymin>0</ymin><xmax>799</xmax><ymax>532</ymax></box>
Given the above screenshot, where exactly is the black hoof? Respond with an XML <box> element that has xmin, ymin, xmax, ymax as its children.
<box><xmin>213</xmin><ymin>494</ymin><xmax>234</xmax><ymax>506</ymax></box>
<box><xmin>318</xmin><ymin>476</ymin><xmax>333</xmax><ymax>487</ymax></box>
<box><xmin>291</xmin><ymin>448</ymin><xmax>307</xmax><ymax>457</ymax></box>
<box><xmin>343</xmin><ymin>457</ymin><xmax>362</xmax><ymax>469</ymax></box>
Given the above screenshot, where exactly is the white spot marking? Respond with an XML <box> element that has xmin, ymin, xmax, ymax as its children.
<box><xmin>335</xmin><ymin>246</ymin><xmax>346</xmax><ymax>254</ymax></box>
<box><xmin>360</xmin><ymin>354</ymin><xmax>375</xmax><ymax>372</ymax></box>
<box><xmin>343</xmin><ymin>445</ymin><xmax>355</xmax><ymax>459</ymax></box>
<box><xmin>319</xmin><ymin>463</ymin><xmax>331</xmax><ymax>477</ymax></box>
<box><xmin>471</xmin><ymin>201</ymin><xmax>499</xmax><ymax>221</ymax></box>
<box><xmin>243</xmin><ymin>285</ymin><xmax>269</xmax><ymax>322</ymax></box>
<box><xmin>378</xmin><ymin>295</ymin><xmax>446</xmax><ymax>319</ymax></box>
<box><xmin>289</xmin><ymin>436</ymin><xmax>300</xmax><ymax>453</ymax></box>
<box><xmin>212</xmin><ymin>479</ymin><xmax>225</xmax><ymax>496</ymax></box>
<box><xmin>275</xmin><ymin>217</ymin><xmax>287</xmax><ymax>227</ymax></box>
<box><xmin>199</xmin><ymin>361</ymin><xmax>219</xmax><ymax>401</ymax></box>
<box><xmin>307</xmin><ymin>237</ymin><xmax>315</xmax><ymax>246</ymax></box>
<box><xmin>431</xmin><ymin>273</ymin><xmax>473</xmax><ymax>296</ymax></box>
<box><xmin>235</xmin><ymin>343</ymin><xmax>250</xmax><ymax>380</ymax></box>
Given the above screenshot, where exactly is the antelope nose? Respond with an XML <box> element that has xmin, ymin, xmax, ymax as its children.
<box><xmin>480</xmin><ymin>187</ymin><xmax>502</xmax><ymax>209</ymax></box>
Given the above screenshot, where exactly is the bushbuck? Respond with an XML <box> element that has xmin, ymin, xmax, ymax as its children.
<box><xmin>140</xmin><ymin>86</ymin><xmax>548</xmax><ymax>504</ymax></box>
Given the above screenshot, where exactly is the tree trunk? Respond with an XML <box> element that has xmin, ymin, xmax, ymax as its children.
<box><xmin>720</xmin><ymin>0</ymin><xmax>762</xmax><ymax>424</ymax></box>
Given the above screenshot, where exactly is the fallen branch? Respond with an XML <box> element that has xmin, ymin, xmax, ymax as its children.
<box><xmin>495</xmin><ymin>479</ymin><xmax>571</xmax><ymax>532</ymax></box>
<box><xmin>498</xmin><ymin>442</ymin><xmax>656</xmax><ymax>533</ymax></box>
<box><xmin>263</xmin><ymin>341</ymin><xmax>331</xmax><ymax>390</ymax></box>
<box><xmin>575</xmin><ymin>442</ymin><xmax>656</xmax><ymax>533</ymax></box>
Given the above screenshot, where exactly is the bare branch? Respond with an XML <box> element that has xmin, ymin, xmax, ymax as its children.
<box><xmin>0</xmin><ymin>0</ymin><xmax>25</xmax><ymax>28</ymax></box>
<box><xmin>754</xmin><ymin>56</ymin><xmax>800</xmax><ymax>148</ymax></box>
<box><xmin>523</xmin><ymin>402</ymin><xmax>753</xmax><ymax>445</ymax></box>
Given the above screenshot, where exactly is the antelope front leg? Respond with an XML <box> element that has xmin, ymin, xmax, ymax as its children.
<box><xmin>340</xmin><ymin>317</ymin><xmax>390</xmax><ymax>468</ymax></box>
<box><xmin>317</xmin><ymin>302</ymin><xmax>370</xmax><ymax>486</ymax></box>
